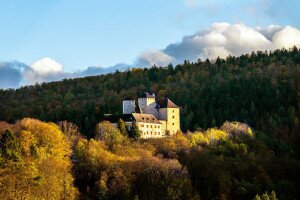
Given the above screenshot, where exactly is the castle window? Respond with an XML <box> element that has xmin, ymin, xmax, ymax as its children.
<box><xmin>146</xmin><ymin>125</ymin><xmax>148</xmax><ymax>128</ymax></box>
<box><xmin>172</xmin><ymin>116</ymin><xmax>175</xmax><ymax>119</ymax></box>
<box><xmin>150</xmin><ymin>125</ymin><xmax>152</xmax><ymax>128</ymax></box>
<box><xmin>146</xmin><ymin>118</ymin><xmax>149</xmax><ymax>120</ymax></box>
<box><xmin>172</xmin><ymin>110</ymin><xmax>174</xmax><ymax>113</ymax></box>
<box><xmin>140</xmin><ymin>124</ymin><xmax>144</xmax><ymax>127</ymax></box>
<box><xmin>172</xmin><ymin>123</ymin><xmax>175</xmax><ymax>125</ymax></box>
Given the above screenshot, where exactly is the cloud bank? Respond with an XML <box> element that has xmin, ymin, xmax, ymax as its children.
<box><xmin>1</xmin><ymin>22</ymin><xmax>300</xmax><ymax>89</ymax></box>
<box><xmin>137</xmin><ymin>23</ymin><xmax>300</xmax><ymax>66</ymax></box>
<box><xmin>0</xmin><ymin>58</ymin><xmax>132</xmax><ymax>89</ymax></box>
<box><xmin>0</xmin><ymin>61</ymin><xmax>28</xmax><ymax>89</ymax></box>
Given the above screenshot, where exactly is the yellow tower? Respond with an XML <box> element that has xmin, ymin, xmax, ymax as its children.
<box><xmin>157</xmin><ymin>99</ymin><xmax>180</xmax><ymax>135</ymax></box>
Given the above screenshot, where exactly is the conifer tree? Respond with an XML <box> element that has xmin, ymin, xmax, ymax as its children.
<box><xmin>117</xmin><ymin>119</ymin><xmax>128</xmax><ymax>136</ymax></box>
<box><xmin>129</xmin><ymin>121</ymin><xmax>141</xmax><ymax>139</ymax></box>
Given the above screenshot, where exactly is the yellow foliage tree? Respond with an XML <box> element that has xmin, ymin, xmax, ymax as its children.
<box><xmin>0</xmin><ymin>118</ymin><xmax>78</xmax><ymax>200</ymax></box>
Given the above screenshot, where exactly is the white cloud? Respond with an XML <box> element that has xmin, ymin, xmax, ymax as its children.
<box><xmin>30</xmin><ymin>57</ymin><xmax>64</xmax><ymax>75</ymax></box>
<box><xmin>22</xmin><ymin>57</ymin><xmax>66</xmax><ymax>85</ymax></box>
<box><xmin>201</xmin><ymin>46</ymin><xmax>231</xmax><ymax>60</ymax></box>
<box><xmin>273</xmin><ymin>26</ymin><xmax>300</xmax><ymax>49</ymax></box>
<box><xmin>163</xmin><ymin>23</ymin><xmax>300</xmax><ymax>62</ymax></box>
<box><xmin>136</xmin><ymin>49</ymin><xmax>174</xmax><ymax>68</ymax></box>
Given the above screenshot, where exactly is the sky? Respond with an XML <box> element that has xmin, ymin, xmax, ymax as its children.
<box><xmin>0</xmin><ymin>0</ymin><xmax>300</xmax><ymax>89</ymax></box>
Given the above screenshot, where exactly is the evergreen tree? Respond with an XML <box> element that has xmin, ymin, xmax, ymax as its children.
<box><xmin>117</xmin><ymin>119</ymin><xmax>128</xmax><ymax>136</ymax></box>
<box><xmin>129</xmin><ymin>121</ymin><xmax>141</xmax><ymax>139</ymax></box>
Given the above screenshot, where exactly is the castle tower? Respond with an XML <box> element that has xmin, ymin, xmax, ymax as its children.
<box><xmin>157</xmin><ymin>99</ymin><xmax>180</xmax><ymax>135</ymax></box>
<box><xmin>122</xmin><ymin>100</ymin><xmax>135</xmax><ymax>114</ymax></box>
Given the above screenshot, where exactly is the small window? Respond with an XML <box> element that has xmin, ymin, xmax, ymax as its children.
<box><xmin>146</xmin><ymin>118</ymin><xmax>149</xmax><ymax>120</ymax></box>
<box><xmin>142</xmin><ymin>117</ymin><xmax>144</xmax><ymax>120</ymax></box>
<box><xmin>141</xmin><ymin>124</ymin><xmax>144</xmax><ymax>127</ymax></box>
<box><xmin>146</xmin><ymin>125</ymin><xmax>148</xmax><ymax>128</ymax></box>
<box><xmin>152</xmin><ymin>118</ymin><xmax>155</xmax><ymax>120</ymax></box>
<box><xmin>172</xmin><ymin>116</ymin><xmax>175</xmax><ymax>119</ymax></box>
<box><xmin>172</xmin><ymin>110</ymin><xmax>174</xmax><ymax>113</ymax></box>
<box><xmin>172</xmin><ymin>123</ymin><xmax>175</xmax><ymax>125</ymax></box>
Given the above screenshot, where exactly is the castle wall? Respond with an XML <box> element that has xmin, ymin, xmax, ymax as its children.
<box><xmin>158</xmin><ymin>108</ymin><xmax>167</xmax><ymax>120</ymax></box>
<box><xmin>137</xmin><ymin>122</ymin><xmax>163</xmax><ymax>138</ymax></box>
<box><xmin>123</xmin><ymin>100</ymin><xmax>135</xmax><ymax>114</ymax></box>
<box><xmin>158</xmin><ymin>107</ymin><xmax>180</xmax><ymax>135</ymax></box>
<box><xmin>166</xmin><ymin>108</ymin><xmax>180</xmax><ymax>135</ymax></box>
<box><xmin>138</xmin><ymin>98</ymin><xmax>147</xmax><ymax>113</ymax></box>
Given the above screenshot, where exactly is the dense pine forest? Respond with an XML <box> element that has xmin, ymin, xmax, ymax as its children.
<box><xmin>0</xmin><ymin>48</ymin><xmax>300</xmax><ymax>199</ymax></box>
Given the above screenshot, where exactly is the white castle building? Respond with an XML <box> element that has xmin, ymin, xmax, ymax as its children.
<box><xmin>105</xmin><ymin>92</ymin><xmax>180</xmax><ymax>138</ymax></box>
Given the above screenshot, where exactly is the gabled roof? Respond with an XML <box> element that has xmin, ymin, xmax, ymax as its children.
<box><xmin>157</xmin><ymin>98</ymin><xmax>179</xmax><ymax>108</ymax></box>
<box><xmin>132</xmin><ymin>113</ymin><xmax>161</xmax><ymax>124</ymax></box>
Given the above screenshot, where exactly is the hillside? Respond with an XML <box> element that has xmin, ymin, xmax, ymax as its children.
<box><xmin>1</xmin><ymin>119</ymin><xmax>299</xmax><ymax>199</ymax></box>
<box><xmin>1</xmin><ymin>48</ymin><xmax>300</xmax><ymax>199</ymax></box>
<box><xmin>0</xmin><ymin>48</ymin><xmax>299</xmax><ymax>141</ymax></box>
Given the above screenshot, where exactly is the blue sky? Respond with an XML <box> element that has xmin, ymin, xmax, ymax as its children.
<box><xmin>0</xmin><ymin>0</ymin><xmax>299</xmax><ymax>71</ymax></box>
<box><xmin>0</xmin><ymin>0</ymin><xmax>300</xmax><ymax>89</ymax></box>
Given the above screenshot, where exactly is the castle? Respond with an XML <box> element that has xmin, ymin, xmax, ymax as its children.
<box><xmin>104</xmin><ymin>92</ymin><xmax>180</xmax><ymax>138</ymax></box>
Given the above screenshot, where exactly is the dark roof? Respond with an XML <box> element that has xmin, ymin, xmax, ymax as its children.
<box><xmin>103</xmin><ymin>113</ymin><xmax>161</xmax><ymax>124</ymax></box>
<box><xmin>132</xmin><ymin>113</ymin><xmax>161</xmax><ymax>124</ymax></box>
<box><xmin>102</xmin><ymin>114</ymin><xmax>134</xmax><ymax>123</ymax></box>
<box><xmin>156</xmin><ymin>98</ymin><xmax>179</xmax><ymax>108</ymax></box>
<box><xmin>139</xmin><ymin>92</ymin><xmax>155</xmax><ymax>98</ymax></box>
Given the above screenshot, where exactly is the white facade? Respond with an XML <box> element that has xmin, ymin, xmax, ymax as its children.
<box><xmin>138</xmin><ymin>122</ymin><xmax>163</xmax><ymax>139</ymax></box>
<box><xmin>123</xmin><ymin>100</ymin><xmax>135</xmax><ymax>114</ymax></box>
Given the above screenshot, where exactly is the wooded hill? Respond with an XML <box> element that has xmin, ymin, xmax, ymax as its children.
<box><xmin>0</xmin><ymin>48</ymin><xmax>300</xmax><ymax>200</ymax></box>
<box><xmin>0</xmin><ymin>48</ymin><xmax>299</xmax><ymax>145</ymax></box>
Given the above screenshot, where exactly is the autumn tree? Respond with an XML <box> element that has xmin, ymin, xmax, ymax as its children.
<box><xmin>0</xmin><ymin>118</ymin><xmax>78</xmax><ymax>200</ymax></box>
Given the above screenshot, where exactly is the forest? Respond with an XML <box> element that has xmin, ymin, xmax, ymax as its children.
<box><xmin>1</xmin><ymin>119</ymin><xmax>299</xmax><ymax>199</ymax></box>
<box><xmin>0</xmin><ymin>48</ymin><xmax>300</xmax><ymax>199</ymax></box>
